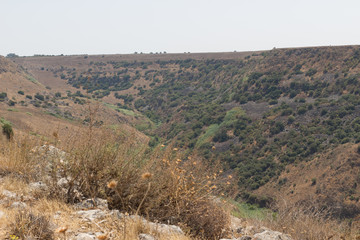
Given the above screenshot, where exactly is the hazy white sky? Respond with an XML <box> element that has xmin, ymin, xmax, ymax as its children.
<box><xmin>1</xmin><ymin>0</ymin><xmax>360</xmax><ymax>56</ymax></box>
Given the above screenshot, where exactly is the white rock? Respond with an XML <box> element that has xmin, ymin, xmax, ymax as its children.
<box><xmin>76</xmin><ymin>209</ymin><xmax>106</xmax><ymax>221</ymax></box>
<box><xmin>110</xmin><ymin>209</ymin><xmax>125</xmax><ymax>219</ymax></box>
<box><xmin>75</xmin><ymin>198</ymin><xmax>108</xmax><ymax>210</ymax></box>
<box><xmin>139</xmin><ymin>233</ymin><xmax>156</xmax><ymax>240</ymax></box>
<box><xmin>57</xmin><ymin>177</ymin><xmax>69</xmax><ymax>188</ymax></box>
<box><xmin>2</xmin><ymin>190</ymin><xmax>17</xmax><ymax>198</ymax></box>
<box><xmin>148</xmin><ymin>222</ymin><xmax>184</xmax><ymax>235</ymax></box>
<box><xmin>254</xmin><ymin>230</ymin><xmax>292</xmax><ymax>240</ymax></box>
<box><xmin>11</xmin><ymin>201</ymin><xmax>27</xmax><ymax>209</ymax></box>
<box><xmin>0</xmin><ymin>210</ymin><xmax>5</xmax><ymax>219</ymax></box>
<box><xmin>29</xmin><ymin>181</ymin><xmax>48</xmax><ymax>191</ymax></box>
<box><xmin>74</xmin><ymin>233</ymin><xmax>95</xmax><ymax>240</ymax></box>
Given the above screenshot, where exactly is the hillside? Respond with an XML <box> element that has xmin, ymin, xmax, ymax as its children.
<box><xmin>3</xmin><ymin>46</ymin><xmax>360</xmax><ymax>231</ymax></box>
<box><xmin>0</xmin><ymin>56</ymin><xmax>149</xmax><ymax>144</ymax></box>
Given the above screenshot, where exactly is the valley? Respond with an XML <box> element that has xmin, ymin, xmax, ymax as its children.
<box><xmin>1</xmin><ymin>46</ymin><xmax>360</xmax><ymax>239</ymax></box>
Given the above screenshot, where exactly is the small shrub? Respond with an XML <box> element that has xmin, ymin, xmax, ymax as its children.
<box><xmin>0</xmin><ymin>92</ymin><xmax>7</xmax><ymax>101</ymax></box>
<box><xmin>2</xmin><ymin>123</ymin><xmax>14</xmax><ymax>140</ymax></box>
<box><xmin>9</xmin><ymin>210</ymin><xmax>54</xmax><ymax>240</ymax></box>
<box><xmin>35</xmin><ymin>93</ymin><xmax>44</xmax><ymax>101</ymax></box>
<box><xmin>311</xmin><ymin>178</ymin><xmax>317</xmax><ymax>186</ymax></box>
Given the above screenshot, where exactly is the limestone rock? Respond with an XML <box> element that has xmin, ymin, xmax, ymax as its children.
<box><xmin>57</xmin><ymin>177</ymin><xmax>69</xmax><ymax>188</ymax></box>
<box><xmin>29</xmin><ymin>181</ymin><xmax>48</xmax><ymax>191</ymax></box>
<box><xmin>2</xmin><ymin>189</ymin><xmax>17</xmax><ymax>199</ymax></box>
<box><xmin>138</xmin><ymin>233</ymin><xmax>156</xmax><ymax>240</ymax></box>
<box><xmin>11</xmin><ymin>201</ymin><xmax>27</xmax><ymax>209</ymax></box>
<box><xmin>254</xmin><ymin>230</ymin><xmax>292</xmax><ymax>240</ymax></box>
<box><xmin>148</xmin><ymin>222</ymin><xmax>184</xmax><ymax>235</ymax></box>
<box><xmin>73</xmin><ymin>233</ymin><xmax>96</xmax><ymax>240</ymax></box>
<box><xmin>75</xmin><ymin>198</ymin><xmax>108</xmax><ymax>210</ymax></box>
<box><xmin>76</xmin><ymin>209</ymin><xmax>107</xmax><ymax>221</ymax></box>
<box><xmin>239</xmin><ymin>237</ymin><xmax>252</xmax><ymax>240</ymax></box>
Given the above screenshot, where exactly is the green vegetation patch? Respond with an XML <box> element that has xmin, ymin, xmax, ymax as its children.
<box><xmin>26</xmin><ymin>75</ymin><xmax>40</xmax><ymax>85</ymax></box>
<box><xmin>103</xmin><ymin>102</ymin><xmax>140</xmax><ymax>117</ymax></box>
<box><xmin>230</xmin><ymin>200</ymin><xmax>272</xmax><ymax>220</ymax></box>
<box><xmin>196</xmin><ymin>124</ymin><xmax>220</xmax><ymax>148</ymax></box>
<box><xmin>0</xmin><ymin>118</ymin><xmax>12</xmax><ymax>125</ymax></box>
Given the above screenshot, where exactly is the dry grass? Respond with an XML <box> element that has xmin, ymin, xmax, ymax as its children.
<box><xmin>0</xmin><ymin>112</ymin><xmax>230</xmax><ymax>239</ymax></box>
<box><xmin>0</xmin><ymin>135</ymin><xmax>42</xmax><ymax>180</ymax></box>
<box><xmin>9</xmin><ymin>210</ymin><xmax>54</xmax><ymax>239</ymax></box>
<box><xmin>1</xmin><ymin>198</ymin><xmax>192</xmax><ymax>240</ymax></box>
<box><xmin>252</xmin><ymin>200</ymin><xmax>360</xmax><ymax>240</ymax></box>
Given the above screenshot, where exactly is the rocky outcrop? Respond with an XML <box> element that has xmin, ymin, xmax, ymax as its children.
<box><xmin>221</xmin><ymin>216</ymin><xmax>293</xmax><ymax>240</ymax></box>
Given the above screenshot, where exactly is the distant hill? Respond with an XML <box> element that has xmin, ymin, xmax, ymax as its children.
<box><xmin>0</xmin><ymin>56</ymin><xmax>149</xmax><ymax>144</ymax></box>
<box><xmin>6</xmin><ymin>46</ymin><xmax>360</xmax><ymax>221</ymax></box>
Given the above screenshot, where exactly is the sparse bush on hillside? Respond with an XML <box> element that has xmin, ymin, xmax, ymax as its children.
<box><xmin>0</xmin><ymin>92</ymin><xmax>7</xmax><ymax>101</ymax></box>
<box><xmin>34</xmin><ymin>93</ymin><xmax>44</xmax><ymax>101</ymax></box>
<box><xmin>2</xmin><ymin>123</ymin><xmax>14</xmax><ymax>140</ymax></box>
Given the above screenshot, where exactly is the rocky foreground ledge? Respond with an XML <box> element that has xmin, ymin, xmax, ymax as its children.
<box><xmin>0</xmin><ymin>144</ymin><xmax>292</xmax><ymax>239</ymax></box>
<box><xmin>0</xmin><ymin>182</ymin><xmax>291</xmax><ymax>240</ymax></box>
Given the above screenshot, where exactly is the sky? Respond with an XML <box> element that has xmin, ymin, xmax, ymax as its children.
<box><xmin>1</xmin><ymin>0</ymin><xmax>360</xmax><ymax>56</ymax></box>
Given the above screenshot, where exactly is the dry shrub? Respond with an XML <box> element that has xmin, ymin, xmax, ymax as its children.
<box><xmin>9</xmin><ymin>210</ymin><xmax>54</xmax><ymax>240</ymax></box>
<box><xmin>0</xmin><ymin>104</ymin><xmax>230</xmax><ymax>239</ymax></box>
<box><xmin>0</xmin><ymin>135</ymin><xmax>42</xmax><ymax>180</ymax></box>
<box><xmin>55</xmin><ymin>128</ymin><xmax>230</xmax><ymax>238</ymax></box>
<box><xmin>261</xmin><ymin>200</ymin><xmax>360</xmax><ymax>240</ymax></box>
<box><xmin>107</xmin><ymin>148</ymin><xmax>231</xmax><ymax>239</ymax></box>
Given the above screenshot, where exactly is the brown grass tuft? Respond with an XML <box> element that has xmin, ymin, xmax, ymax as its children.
<box><xmin>256</xmin><ymin>200</ymin><xmax>360</xmax><ymax>240</ymax></box>
<box><xmin>9</xmin><ymin>210</ymin><xmax>54</xmax><ymax>240</ymax></box>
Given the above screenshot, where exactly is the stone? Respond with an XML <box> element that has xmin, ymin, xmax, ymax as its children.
<box><xmin>53</xmin><ymin>211</ymin><xmax>62</xmax><ymax>220</ymax></box>
<box><xmin>138</xmin><ymin>233</ymin><xmax>156</xmax><ymax>240</ymax></box>
<box><xmin>148</xmin><ymin>222</ymin><xmax>184</xmax><ymax>235</ymax></box>
<box><xmin>229</xmin><ymin>216</ymin><xmax>245</xmax><ymax>234</ymax></box>
<box><xmin>110</xmin><ymin>209</ymin><xmax>125</xmax><ymax>219</ymax></box>
<box><xmin>0</xmin><ymin>210</ymin><xmax>5</xmax><ymax>219</ymax></box>
<box><xmin>76</xmin><ymin>209</ymin><xmax>107</xmax><ymax>221</ymax></box>
<box><xmin>57</xmin><ymin>178</ymin><xmax>69</xmax><ymax>188</ymax></box>
<box><xmin>2</xmin><ymin>189</ymin><xmax>17</xmax><ymax>199</ymax></box>
<box><xmin>29</xmin><ymin>181</ymin><xmax>48</xmax><ymax>191</ymax></box>
<box><xmin>11</xmin><ymin>201</ymin><xmax>27</xmax><ymax>209</ymax></box>
<box><xmin>243</xmin><ymin>225</ymin><xmax>256</xmax><ymax>235</ymax></box>
<box><xmin>253</xmin><ymin>230</ymin><xmax>292</xmax><ymax>240</ymax></box>
<box><xmin>74</xmin><ymin>233</ymin><xmax>96</xmax><ymax>240</ymax></box>
<box><xmin>239</xmin><ymin>237</ymin><xmax>252</xmax><ymax>240</ymax></box>
<box><xmin>75</xmin><ymin>198</ymin><xmax>108</xmax><ymax>210</ymax></box>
